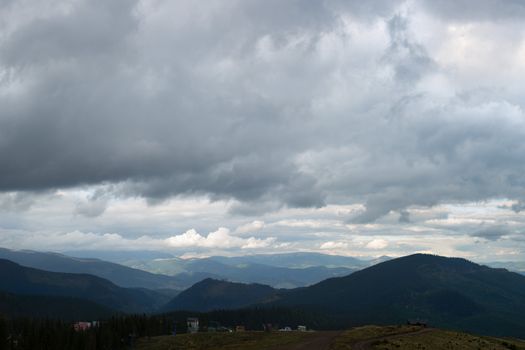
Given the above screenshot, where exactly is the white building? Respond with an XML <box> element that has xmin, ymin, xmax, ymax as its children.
<box><xmin>187</xmin><ymin>317</ymin><xmax>199</xmax><ymax>333</ymax></box>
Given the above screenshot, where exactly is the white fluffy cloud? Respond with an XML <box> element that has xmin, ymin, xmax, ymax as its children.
<box><xmin>166</xmin><ymin>228</ymin><xmax>274</xmax><ymax>249</ymax></box>
<box><xmin>0</xmin><ymin>227</ymin><xmax>275</xmax><ymax>252</ymax></box>
<box><xmin>366</xmin><ymin>239</ymin><xmax>389</xmax><ymax>250</ymax></box>
<box><xmin>1</xmin><ymin>197</ymin><xmax>525</xmax><ymax>261</ymax></box>
<box><xmin>320</xmin><ymin>241</ymin><xmax>349</xmax><ymax>250</ymax></box>
<box><xmin>234</xmin><ymin>220</ymin><xmax>265</xmax><ymax>235</ymax></box>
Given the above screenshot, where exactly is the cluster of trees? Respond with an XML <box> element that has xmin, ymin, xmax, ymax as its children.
<box><xmin>0</xmin><ymin>307</ymin><xmax>328</xmax><ymax>349</ymax></box>
<box><xmin>0</xmin><ymin>315</ymin><xmax>179</xmax><ymax>350</ymax></box>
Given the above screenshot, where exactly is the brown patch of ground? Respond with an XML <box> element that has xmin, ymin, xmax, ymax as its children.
<box><xmin>269</xmin><ymin>331</ymin><xmax>342</xmax><ymax>350</ymax></box>
<box><xmin>352</xmin><ymin>328</ymin><xmax>434</xmax><ymax>350</ymax></box>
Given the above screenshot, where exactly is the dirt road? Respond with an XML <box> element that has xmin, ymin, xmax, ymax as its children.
<box><xmin>269</xmin><ymin>331</ymin><xmax>342</xmax><ymax>350</ymax></box>
<box><xmin>352</xmin><ymin>328</ymin><xmax>435</xmax><ymax>350</ymax></box>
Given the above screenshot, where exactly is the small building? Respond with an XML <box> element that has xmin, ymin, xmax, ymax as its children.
<box><xmin>263</xmin><ymin>323</ymin><xmax>273</xmax><ymax>332</ymax></box>
<box><xmin>187</xmin><ymin>317</ymin><xmax>199</xmax><ymax>333</ymax></box>
<box><xmin>297</xmin><ymin>325</ymin><xmax>307</xmax><ymax>332</ymax></box>
<box><xmin>73</xmin><ymin>322</ymin><xmax>92</xmax><ymax>332</ymax></box>
<box><xmin>235</xmin><ymin>325</ymin><xmax>245</xmax><ymax>332</ymax></box>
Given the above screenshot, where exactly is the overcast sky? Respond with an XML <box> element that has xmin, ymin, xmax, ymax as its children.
<box><xmin>1</xmin><ymin>0</ymin><xmax>525</xmax><ymax>261</ymax></box>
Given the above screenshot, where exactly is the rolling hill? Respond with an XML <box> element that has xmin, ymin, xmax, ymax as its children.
<box><xmin>0</xmin><ymin>259</ymin><xmax>169</xmax><ymax>313</ymax></box>
<box><xmin>271</xmin><ymin>254</ymin><xmax>525</xmax><ymax>336</ymax></box>
<box><xmin>163</xmin><ymin>278</ymin><xmax>277</xmax><ymax>312</ymax></box>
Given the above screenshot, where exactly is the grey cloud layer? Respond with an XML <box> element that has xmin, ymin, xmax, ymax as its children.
<box><xmin>1</xmin><ymin>0</ymin><xmax>525</xmax><ymax>220</ymax></box>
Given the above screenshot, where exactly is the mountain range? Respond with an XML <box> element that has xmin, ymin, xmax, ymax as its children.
<box><xmin>486</xmin><ymin>260</ymin><xmax>525</xmax><ymax>275</ymax></box>
<box><xmin>206</xmin><ymin>252</ymin><xmax>371</xmax><ymax>269</ymax></box>
<box><xmin>0</xmin><ymin>248</ymin><xmax>358</xmax><ymax>289</ymax></box>
<box><xmin>3</xmin><ymin>248</ymin><xmax>525</xmax><ymax>337</ymax></box>
<box><xmin>122</xmin><ymin>252</ymin><xmax>367</xmax><ymax>288</ymax></box>
<box><xmin>156</xmin><ymin>258</ymin><xmax>356</xmax><ymax>288</ymax></box>
<box><xmin>163</xmin><ymin>254</ymin><xmax>525</xmax><ymax>337</ymax></box>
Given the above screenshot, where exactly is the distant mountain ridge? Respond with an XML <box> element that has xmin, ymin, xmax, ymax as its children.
<box><xmin>0</xmin><ymin>247</ymin><xmax>182</xmax><ymax>290</ymax></box>
<box><xmin>486</xmin><ymin>260</ymin><xmax>525</xmax><ymax>275</ymax></box>
<box><xmin>180</xmin><ymin>258</ymin><xmax>355</xmax><ymax>288</ymax></box>
<box><xmin>208</xmin><ymin>252</ymin><xmax>369</xmax><ymax>268</ymax></box>
<box><xmin>125</xmin><ymin>253</ymin><xmax>361</xmax><ymax>288</ymax></box>
<box><xmin>1</xmin><ymin>248</ymin><xmax>362</xmax><ymax>289</ymax></box>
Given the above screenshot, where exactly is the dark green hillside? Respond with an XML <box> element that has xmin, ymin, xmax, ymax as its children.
<box><xmin>271</xmin><ymin>254</ymin><xmax>525</xmax><ymax>337</ymax></box>
<box><xmin>0</xmin><ymin>292</ymin><xmax>114</xmax><ymax>320</ymax></box>
<box><xmin>163</xmin><ymin>278</ymin><xmax>277</xmax><ymax>312</ymax></box>
<box><xmin>0</xmin><ymin>259</ymin><xmax>168</xmax><ymax>313</ymax></box>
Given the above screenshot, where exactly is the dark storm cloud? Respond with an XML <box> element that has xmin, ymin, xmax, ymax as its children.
<box><xmin>1</xmin><ymin>0</ymin><xmax>525</xmax><ymax>220</ymax></box>
<box><xmin>398</xmin><ymin>210</ymin><xmax>410</xmax><ymax>223</ymax></box>
<box><xmin>501</xmin><ymin>201</ymin><xmax>525</xmax><ymax>213</ymax></box>
<box><xmin>1</xmin><ymin>0</ymin><xmax>137</xmax><ymax>67</ymax></box>
<box><xmin>383</xmin><ymin>14</ymin><xmax>435</xmax><ymax>83</ymax></box>
<box><xmin>0</xmin><ymin>0</ymin><xmax>334</xmax><ymax>209</ymax></box>
<box><xmin>471</xmin><ymin>225</ymin><xmax>510</xmax><ymax>241</ymax></box>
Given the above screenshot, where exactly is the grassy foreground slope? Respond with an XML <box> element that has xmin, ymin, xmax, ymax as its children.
<box><xmin>332</xmin><ymin>325</ymin><xmax>525</xmax><ymax>350</ymax></box>
<box><xmin>136</xmin><ymin>326</ymin><xmax>525</xmax><ymax>350</ymax></box>
<box><xmin>136</xmin><ymin>331</ymin><xmax>314</xmax><ymax>350</ymax></box>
